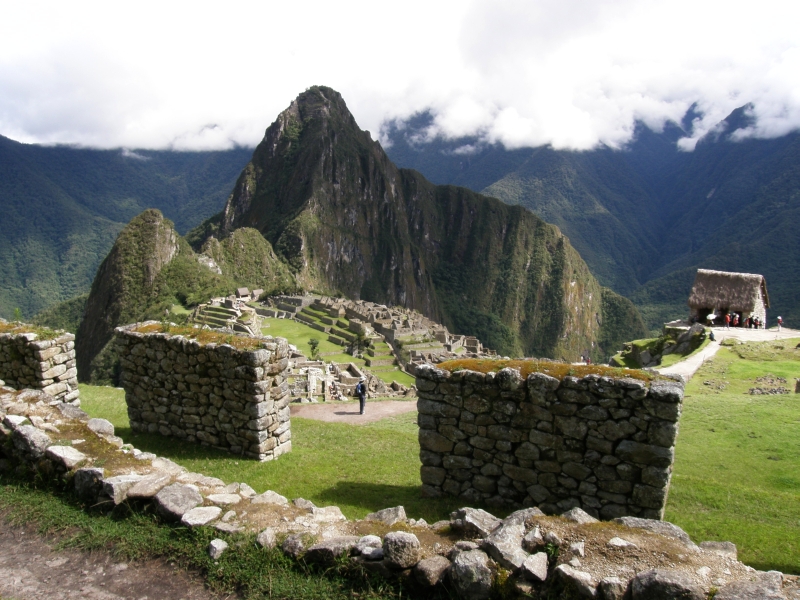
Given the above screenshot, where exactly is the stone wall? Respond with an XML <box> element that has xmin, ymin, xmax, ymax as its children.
<box><xmin>415</xmin><ymin>364</ymin><xmax>685</xmax><ymax>520</ymax></box>
<box><xmin>0</xmin><ymin>324</ymin><xmax>80</xmax><ymax>404</ymax></box>
<box><xmin>115</xmin><ymin>323</ymin><xmax>292</xmax><ymax>461</ymax></box>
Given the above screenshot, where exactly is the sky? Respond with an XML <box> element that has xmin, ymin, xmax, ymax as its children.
<box><xmin>1</xmin><ymin>0</ymin><xmax>799</xmax><ymax>152</ymax></box>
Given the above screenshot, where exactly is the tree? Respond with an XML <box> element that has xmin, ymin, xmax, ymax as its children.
<box><xmin>308</xmin><ymin>337</ymin><xmax>320</xmax><ymax>360</ymax></box>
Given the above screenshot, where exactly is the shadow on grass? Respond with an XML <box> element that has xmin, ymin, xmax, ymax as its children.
<box><xmin>116</xmin><ymin>427</ymin><xmax>233</xmax><ymax>461</ymax></box>
<box><xmin>314</xmin><ymin>481</ymin><xmax>511</xmax><ymax>524</ymax></box>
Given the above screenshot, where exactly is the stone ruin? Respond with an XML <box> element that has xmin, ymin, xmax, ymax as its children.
<box><xmin>0</xmin><ymin>319</ymin><xmax>80</xmax><ymax>405</ymax></box>
<box><xmin>115</xmin><ymin>322</ymin><xmax>292</xmax><ymax>461</ymax></box>
<box><xmin>416</xmin><ymin>363</ymin><xmax>685</xmax><ymax>520</ymax></box>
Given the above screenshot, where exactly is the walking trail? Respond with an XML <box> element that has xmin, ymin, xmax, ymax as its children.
<box><xmin>656</xmin><ymin>326</ymin><xmax>799</xmax><ymax>381</ymax></box>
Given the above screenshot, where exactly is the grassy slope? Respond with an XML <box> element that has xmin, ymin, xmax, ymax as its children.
<box><xmin>664</xmin><ymin>339</ymin><xmax>800</xmax><ymax>573</ymax></box>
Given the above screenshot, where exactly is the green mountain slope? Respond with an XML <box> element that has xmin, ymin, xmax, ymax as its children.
<box><xmin>384</xmin><ymin>111</ymin><xmax>800</xmax><ymax>330</ymax></box>
<box><xmin>0</xmin><ymin>135</ymin><xmax>251</xmax><ymax>320</ymax></box>
<box><xmin>190</xmin><ymin>86</ymin><xmax>645</xmax><ymax>360</ymax></box>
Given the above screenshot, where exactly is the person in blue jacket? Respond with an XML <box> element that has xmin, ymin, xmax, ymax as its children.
<box><xmin>355</xmin><ymin>377</ymin><xmax>367</xmax><ymax>415</ymax></box>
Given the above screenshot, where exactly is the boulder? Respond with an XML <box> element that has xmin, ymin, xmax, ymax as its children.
<box><xmin>613</xmin><ymin>517</ymin><xmax>694</xmax><ymax>546</ymax></box>
<box><xmin>154</xmin><ymin>483</ymin><xmax>203</xmax><ymax>521</ymax></box>
<box><xmin>206</xmin><ymin>493</ymin><xmax>242</xmax><ymax>505</ymax></box>
<box><xmin>74</xmin><ymin>467</ymin><xmax>104</xmax><ymax>501</ymax></box>
<box><xmin>451</xmin><ymin>549</ymin><xmax>494</xmax><ymax>600</ymax></box>
<box><xmin>86</xmin><ymin>418</ymin><xmax>115</xmax><ymax>436</ymax></box>
<box><xmin>562</xmin><ymin>507</ymin><xmax>599</xmax><ymax>525</ymax></box>
<box><xmin>383</xmin><ymin>531</ymin><xmax>420</xmax><ymax>569</ymax></box>
<box><xmin>521</xmin><ymin>552</ymin><xmax>549</xmax><ymax>582</ymax></box>
<box><xmin>126</xmin><ymin>473</ymin><xmax>172</xmax><ymax>499</ymax></box>
<box><xmin>356</xmin><ymin>535</ymin><xmax>382</xmax><ymax>555</ymax></box>
<box><xmin>56</xmin><ymin>402</ymin><xmax>89</xmax><ymax>421</ymax></box>
<box><xmin>365</xmin><ymin>505</ymin><xmax>406</xmax><ymax>526</ymax></box>
<box><xmin>630</xmin><ymin>569</ymin><xmax>704</xmax><ymax>600</ymax></box>
<box><xmin>413</xmin><ymin>555</ymin><xmax>451</xmax><ymax>586</ymax></box>
<box><xmin>181</xmin><ymin>506</ymin><xmax>222</xmax><ymax>527</ymax></box>
<box><xmin>481</xmin><ymin>511</ymin><xmax>529</xmax><ymax>570</ymax></box>
<box><xmin>522</xmin><ymin>526</ymin><xmax>544</xmax><ymax>552</ymax></box>
<box><xmin>599</xmin><ymin>576</ymin><xmax>630</xmax><ymax>600</ymax></box>
<box><xmin>305</xmin><ymin>536</ymin><xmax>360</xmax><ymax>566</ymax></box>
<box><xmin>45</xmin><ymin>445</ymin><xmax>87</xmax><ymax>470</ymax></box>
<box><xmin>555</xmin><ymin>564</ymin><xmax>597</xmax><ymax>598</ymax></box>
<box><xmin>102</xmin><ymin>474</ymin><xmax>145</xmax><ymax>504</ymax></box>
<box><xmin>256</xmin><ymin>528</ymin><xmax>277</xmax><ymax>549</ymax></box>
<box><xmin>12</xmin><ymin>424</ymin><xmax>51</xmax><ymax>459</ymax></box>
<box><xmin>208</xmin><ymin>539</ymin><xmax>228</xmax><ymax>560</ymax></box>
<box><xmin>715</xmin><ymin>571</ymin><xmax>785</xmax><ymax>600</ymax></box>
<box><xmin>699</xmin><ymin>541</ymin><xmax>737</xmax><ymax>559</ymax></box>
<box><xmin>450</xmin><ymin>507</ymin><xmax>502</xmax><ymax>539</ymax></box>
<box><xmin>251</xmin><ymin>490</ymin><xmax>288</xmax><ymax>505</ymax></box>
<box><xmin>281</xmin><ymin>534</ymin><xmax>306</xmax><ymax>558</ymax></box>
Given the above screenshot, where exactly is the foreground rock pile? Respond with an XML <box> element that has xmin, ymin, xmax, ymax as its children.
<box><xmin>2</xmin><ymin>383</ymin><xmax>798</xmax><ymax>599</ymax></box>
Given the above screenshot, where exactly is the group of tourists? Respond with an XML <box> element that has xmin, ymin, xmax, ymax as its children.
<box><xmin>722</xmin><ymin>312</ymin><xmax>765</xmax><ymax>329</ymax></box>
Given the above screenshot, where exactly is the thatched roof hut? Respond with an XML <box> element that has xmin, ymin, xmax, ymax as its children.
<box><xmin>688</xmin><ymin>269</ymin><xmax>769</xmax><ymax>321</ymax></box>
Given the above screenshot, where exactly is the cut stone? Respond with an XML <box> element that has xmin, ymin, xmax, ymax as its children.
<box><xmin>45</xmin><ymin>445</ymin><xmax>86</xmax><ymax>469</ymax></box>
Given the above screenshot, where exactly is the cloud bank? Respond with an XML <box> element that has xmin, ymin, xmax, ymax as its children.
<box><xmin>1</xmin><ymin>0</ymin><xmax>799</xmax><ymax>151</ymax></box>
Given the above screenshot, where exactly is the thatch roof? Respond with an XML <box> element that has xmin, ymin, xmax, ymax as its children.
<box><xmin>688</xmin><ymin>269</ymin><xmax>769</xmax><ymax>312</ymax></box>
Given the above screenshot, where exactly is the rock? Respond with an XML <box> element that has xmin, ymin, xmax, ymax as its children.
<box><xmin>715</xmin><ymin>571</ymin><xmax>785</xmax><ymax>600</ymax></box>
<box><xmin>214</xmin><ymin>522</ymin><xmax>244</xmax><ymax>534</ymax></box>
<box><xmin>613</xmin><ymin>517</ymin><xmax>694</xmax><ymax>546</ymax></box>
<box><xmin>208</xmin><ymin>539</ymin><xmax>228</xmax><ymax>560</ymax></box>
<box><xmin>555</xmin><ymin>564</ymin><xmax>597</xmax><ymax>598</ymax></box>
<box><xmin>362</xmin><ymin>547</ymin><xmax>384</xmax><ymax>560</ymax></box>
<box><xmin>86</xmin><ymin>418</ymin><xmax>115</xmax><ymax>436</ymax></box>
<box><xmin>45</xmin><ymin>445</ymin><xmax>86</xmax><ymax>469</ymax></box>
<box><xmin>151</xmin><ymin>457</ymin><xmax>186</xmax><ymax>476</ymax></box>
<box><xmin>12</xmin><ymin>424</ymin><xmax>51</xmax><ymax>459</ymax></box>
<box><xmin>608</xmin><ymin>537</ymin><xmax>637</xmax><ymax>549</ymax></box>
<box><xmin>569</xmin><ymin>541</ymin><xmax>585</xmax><ymax>557</ymax></box>
<box><xmin>522</xmin><ymin>526</ymin><xmax>544</xmax><ymax>552</ymax></box>
<box><xmin>544</xmin><ymin>531</ymin><xmax>563</xmax><ymax>547</ymax></box>
<box><xmin>4</xmin><ymin>414</ymin><xmax>29</xmax><ymax>429</ymax></box>
<box><xmin>356</xmin><ymin>535</ymin><xmax>382</xmax><ymax>555</ymax></box>
<box><xmin>599</xmin><ymin>576</ymin><xmax>630</xmax><ymax>600</ymax></box>
<box><xmin>206</xmin><ymin>493</ymin><xmax>242</xmax><ymax>505</ymax></box>
<box><xmin>481</xmin><ymin>511</ymin><xmax>529</xmax><ymax>570</ymax></box>
<box><xmin>562</xmin><ymin>507</ymin><xmax>599</xmax><ymax>524</ymax></box>
<box><xmin>238</xmin><ymin>482</ymin><xmax>256</xmax><ymax>498</ymax></box>
<box><xmin>293</xmin><ymin>497</ymin><xmax>316</xmax><ymax>510</ymax></box>
<box><xmin>615</xmin><ymin>440</ymin><xmax>673</xmax><ymax>467</ymax></box>
<box><xmin>281</xmin><ymin>534</ymin><xmax>305</xmax><ymax>558</ymax></box>
<box><xmin>126</xmin><ymin>473</ymin><xmax>172</xmax><ymax>499</ymax></box>
<box><xmin>451</xmin><ymin>549</ymin><xmax>494</xmax><ymax>600</ymax></box>
<box><xmin>630</xmin><ymin>569</ymin><xmax>704</xmax><ymax>600</ymax></box>
<box><xmin>310</xmin><ymin>505</ymin><xmax>346</xmax><ymax>523</ymax></box>
<box><xmin>256</xmin><ymin>528</ymin><xmax>277</xmax><ymax>549</ymax></box>
<box><xmin>383</xmin><ymin>531</ymin><xmax>420</xmax><ymax>569</ymax></box>
<box><xmin>102</xmin><ymin>474</ymin><xmax>145</xmax><ymax>504</ymax></box>
<box><xmin>56</xmin><ymin>403</ymin><xmax>89</xmax><ymax>421</ymax></box>
<box><xmin>154</xmin><ymin>483</ymin><xmax>203</xmax><ymax>521</ymax></box>
<box><xmin>74</xmin><ymin>467</ymin><xmax>104</xmax><ymax>501</ymax></box>
<box><xmin>181</xmin><ymin>506</ymin><xmax>222</xmax><ymax>527</ymax></box>
<box><xmin>365</xmin><ymin>505</ymin><xmax>406</xmax><ymax>526</ymax></box>
<box><xmin>413</xmin><ymin>555</ymin><xmax>451</xmax><ymax>586</ymax></box>
<box><xmin>521</xmin><ymin>552</ymin><xmax>549</xmax><ymax>582</ymax></box>
<box><xmin>450</xmin><ymin>507</ymin><xmax>502</xmax><ymax>539</ymax></box>
<box><xmin>305</xmin><ymin>536</ymin><xmax>360</xmax><ymax>565</ymax></box>
<box><xmin>699</xmin><ymin>541</ymin><xmax>737</xmax><ymax>559</ymax></box>
<box><xmin>251</xmin><ymin>490</ymin><xmax>289</xmax><ymax>505</ymax></box>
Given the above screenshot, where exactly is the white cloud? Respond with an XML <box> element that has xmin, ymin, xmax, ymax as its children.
<box><xmin>1</xmin><ymin>0</ymin><xmax>799</xmax><ymax>151</ymax></box>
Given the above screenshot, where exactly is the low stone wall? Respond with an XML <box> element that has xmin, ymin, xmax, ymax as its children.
<box><xmin>115</xmin><ymin>323</ymin><xmax>292</xmax><ymax>461</ymax></box>
<box><xmin>0</xmin><ymin>323</ymin><xmax>79</xmax><ymax>404</ymax></box>
<box><xmin>416</xmin><ymin>364</ymin><xmax>685</xmax><ymax>520</ymax></box>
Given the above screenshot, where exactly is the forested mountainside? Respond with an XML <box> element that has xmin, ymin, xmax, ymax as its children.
<box><xmin>0</xmin><ymin>135</ymin><xmax>251</xmax><ymax>320</ymax></box>
<box><xmin>185</xmin><ymin>86</ymin><xmax>644</xmax><ymax>361</ymax></box>
<box><xmin>383</xmin><ymin>108</ymin><xmax>800</xmax><ymax>330</ymax></box>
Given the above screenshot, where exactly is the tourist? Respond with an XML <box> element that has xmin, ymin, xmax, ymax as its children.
<box><xmin>355</xmin><ymin>377</ymin><xmax>367</xmax><ymax>415</ymax></box>
<box><xmin>724</xmin><ymin>313</ymin><xmax>730</xmax><ymax>329</ymax></box>
<box><xmin>778</xmin><ymin>316</ymin><xmax>783</xmax><ymax>331</ymax></box>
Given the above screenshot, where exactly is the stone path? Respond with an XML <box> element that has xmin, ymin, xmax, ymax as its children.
<box><xmin>290</xmin><ymin>399</ymin><xmax>417</xmax><ymax>424</ymax></box>
<box><xmin>657</xmin><ymin>327</ymin><xmax>799</xmax><ymax>381</ymax></box>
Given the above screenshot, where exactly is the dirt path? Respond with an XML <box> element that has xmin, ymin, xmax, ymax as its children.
<box><xmin>657</xmin><ymin>327</ymin><xmax>799</xmax><ymax>381</ymax></box>
<box><xmin>290</xmin><ymin>399</ymin><xmax>417</xmax><ymax>424</ymax></box>
<box><xmin>0</xmin><ymin>520</ymin><xmax>225</xmax><ymax>600</ymax></box>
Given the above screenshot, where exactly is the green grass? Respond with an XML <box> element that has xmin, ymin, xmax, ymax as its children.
<box><xmin>79</xmin><ymin>385</ymin><xmax>461</xmax><ymax>524</ymax></box>
<box><xmin>659</xmin><ymin>336</ymin><xmax>711</xmax><ymax>368</ymax></box>
<box><xmin>664</xmin><ymin>338</ymin><xmax>800</xmax><ymax>574</ymax></box>
<box><xmin>0</xmin><ymin>473</ymin><xmax>424</xmax><ymax>600</ymax></box>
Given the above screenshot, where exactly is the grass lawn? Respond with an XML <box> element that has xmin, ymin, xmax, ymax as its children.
<box><xmin>659</xmin><ymin>336</ymin><xmax>711</xmax><ymax>368</ymax></box>
<box><xmin>79</xmin><ymin>386</ymin><xmax>464</xmax><ymax>524</ymax></box>
<box><xmin>664</xmin><ymin>338</ymin><xmax>800</xmax><ymax>574</ymax></box>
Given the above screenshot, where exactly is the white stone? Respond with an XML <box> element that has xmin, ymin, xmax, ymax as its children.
<box><xmin>181</xmin><ymin>506</ymin><xmax>222</xmax><ymax>527</ymax></box>
<box><xmin>45</xmin><ymin>445</ymin><xmax>87</xmax><ymax>469</ymax></box>
<box><xmin>251</xmin><ymin>490</ymin><xmax>288</xmax><ymax>505</ymax></box>
<box><xmin>207</xmin><ymin>493</ymin><xmax>242</xmax><ymax>505</ymax></box>
<box><xmin>209</xmin><ymin>539</ymin><xmax>228</xmax><ymax>559</ymax></box>
<box><xmin>608</xmin><ymin>537</ymin><xmax>637</xmax><ymax>549</ymax></box>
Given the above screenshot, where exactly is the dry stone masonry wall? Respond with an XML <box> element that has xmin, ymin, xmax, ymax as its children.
<box><xmin>115</xmin><ymin>323</ymin><xmax>292</xmax><ymax>461</ymax></box>
<box><xmin>416</xmin><ymin>364</ymin><xmax>684</xmax><ymax>520</ymax></box>
<box><xmin>0</xmin><ymin>323</ymin><xmax>80</xmax><ymax>404</ymax></box>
